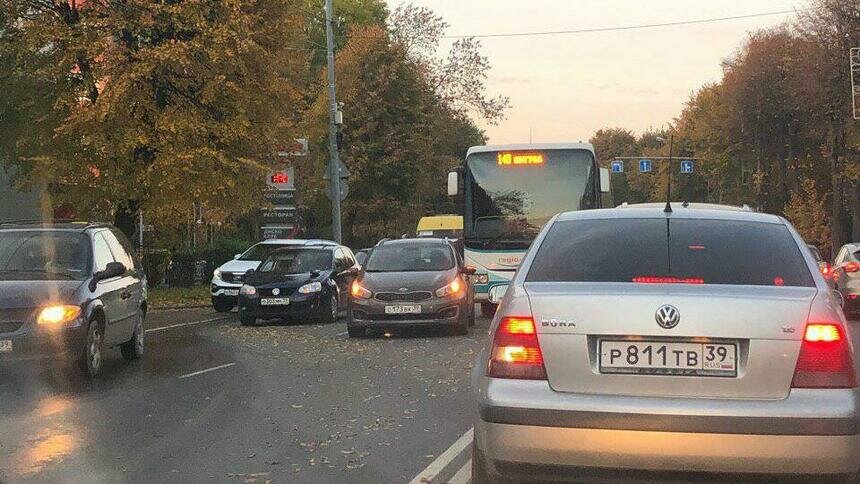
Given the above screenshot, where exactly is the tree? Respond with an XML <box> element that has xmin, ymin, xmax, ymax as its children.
<box><xmin>785</xmin><ymin>178</ymin><xmax>832</xmax><ymax>254</ymax></box>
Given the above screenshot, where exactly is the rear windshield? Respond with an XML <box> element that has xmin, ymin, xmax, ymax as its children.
<box><xmin>365</xmin><ymin>243</ymin><xmax>454</xmax><ymax>272</ymax></box>
<box><xmin>526</xmin><ymin>218</ymin><xmax>814</xmax><ymax>287</ymax></box>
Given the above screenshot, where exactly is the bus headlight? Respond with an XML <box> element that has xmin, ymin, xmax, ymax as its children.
<box><xmin>474</xmin><ymin>273</ymin><xmax>489</xmax><ymax>285</ymax></box>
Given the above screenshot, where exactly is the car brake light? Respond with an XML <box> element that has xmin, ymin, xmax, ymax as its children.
<box><xmin>488</xmin><ymin>317</ymin><xmax>547</xmax><ymax>380</ymax></box>
<box><xmin>792</xmin><ymin>323</ymin><xmax>857</xmax><ymax>389</ymax></box>
<box><xmin>632</xmin><ymin>276</ymin><xmax>704</xmax><ymax>284</ymax></box>
<box><xmin>820</xmin><ymin>262</ymin><xmax>833</xmax><ymax>279</ymax></box>
<box><xmin>844</xmin><ymin>262</ymin><xmax>860</xmax><ymax>273</ymax></box>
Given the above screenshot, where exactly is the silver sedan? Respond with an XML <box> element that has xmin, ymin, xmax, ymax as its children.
<box><xmin>472</xmin><ymin>205</ymin><xmax>859</xmax><ymax>482</ymax></box>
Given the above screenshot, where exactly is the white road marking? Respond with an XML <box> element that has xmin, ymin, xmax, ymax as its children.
<box><xmin>409</xmin><ymin>427</ymin><xmax>473</xmax><ymax>484</ymax></box>
<box><xmin>145</xmin><ymin>316</ymin><xmax>229</xmax><ymax>334</ymax></box>
<box><xmin>178</xmin><ymin>363</ymin><xmax>235</xmax><ymax>379</ymax></box>
<box><xmin>448</xmin><ymin>458</ymin><xmax>471</xmax><ymax>484</ymax></box>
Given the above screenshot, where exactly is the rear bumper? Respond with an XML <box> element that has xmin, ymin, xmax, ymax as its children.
<box><xmin>475</xmin><ymin>379</ymin><xmax>860</xmax><ymax>476</ymax></box>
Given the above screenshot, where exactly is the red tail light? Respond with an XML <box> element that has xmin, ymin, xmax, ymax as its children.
<box><xmin>791</xmin><ymin>323</ymin><xmax>857</xmax><ymax>389</ymax></box>
<box><xmin>844</xmin><ymin>262</ymin><xmax>860</xmax><ymax>273</ymax></box>
<box><xmin>488</xmin><ymin>317</ymin><xmax>547</xmax><ymax>380</ymax></box>
<box><xmin>820</xmin><ymin>262</ymin><xmax>833</xmax><ymax>279</ymax></box>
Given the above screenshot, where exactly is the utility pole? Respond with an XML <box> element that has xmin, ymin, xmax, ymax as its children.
<box><xmin>325</xmin><ymin>0</ymin><xmax>343</xmax><ymax>243</ymax></box>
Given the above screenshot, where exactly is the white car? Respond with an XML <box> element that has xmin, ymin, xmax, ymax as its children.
<box><xmin>210</xmin><ymin>239</ymin><xmax>335</xmax><ymax>312</ymax></box>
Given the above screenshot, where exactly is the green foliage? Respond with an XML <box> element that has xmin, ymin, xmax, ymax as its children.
<box><xmin>166</xmin><ymin>239</ymin><xmax>251</xmax><ymax>287</ymax></box>
<box><xmin>141</xmin><ymin>250</ymin><xmax>170</xmax><ymax>287</ymax></box>
<box><xmin>784</xmin><ymin>178</ymin><xmax>832</xmax><ymax>255</ymax></box>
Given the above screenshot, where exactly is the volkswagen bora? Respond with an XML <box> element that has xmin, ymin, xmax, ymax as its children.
<box><xmin>472</xmin><ymin>205</ymin><xmax>858</xmax><ymax>482</ymax></box>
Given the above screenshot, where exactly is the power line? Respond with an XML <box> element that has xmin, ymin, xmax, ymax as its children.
<box><xmin>442</xmin><ymin>8</ymin><xmax>807</xmax><ymax>39</ymax></box>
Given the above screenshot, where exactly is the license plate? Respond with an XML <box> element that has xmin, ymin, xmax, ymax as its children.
<box><xmin>0</xmin><ymin>340</ymin><xmax>11</xmax><ymax>353</ymax></box>
<box><xmin>384</xmin><ymin>305</ymin><xmax>421</xmax><ymax>314</ymax></box>
<box><xmin>599</xmin><ymin>340</ymin><xmax>737</xmax><ymax>377</ymax></box>
<box><xmin>224</xmin><ymin>289</ymin><xmax>239</xmax><ymax>296</ymax></box>
<box><xmin>260</xmin><ymin>298</ymin><xmax>290</xmax><ymax>306</ymax></box>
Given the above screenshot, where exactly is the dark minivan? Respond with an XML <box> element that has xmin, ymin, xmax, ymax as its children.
<box><xmin>0</xmin><ymin>222</ymin><xmax>147</xmax><ymax>377</ymax></box>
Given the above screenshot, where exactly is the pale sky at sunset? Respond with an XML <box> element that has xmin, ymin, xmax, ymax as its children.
<box><xmin>385</xmin><ymin>0</ymin><xmax>807</xmax><ymax>144</ymax></box>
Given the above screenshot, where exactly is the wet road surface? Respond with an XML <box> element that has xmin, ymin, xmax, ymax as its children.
<box><xmin>0</xmin><ymin>307</ymin><xmax>489</xmax><ymax>483</ymax></box>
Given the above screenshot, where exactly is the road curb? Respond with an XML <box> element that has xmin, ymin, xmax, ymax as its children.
<box><xmin>409</xmin><ymin>428</ymin><xmax>473</xmax><ymax>484</ymax></box>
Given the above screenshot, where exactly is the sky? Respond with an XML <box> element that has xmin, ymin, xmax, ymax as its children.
<box><xmin>384</xmin><ymin>0</ymin><xmax>807</xmax><ymax>144</ymax></box>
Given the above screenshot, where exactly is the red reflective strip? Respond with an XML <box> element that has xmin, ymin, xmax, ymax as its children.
<box><xmin>632</xmin><ymin>276</ymin><xmax>704</xmax><ymax>284</ymax></box>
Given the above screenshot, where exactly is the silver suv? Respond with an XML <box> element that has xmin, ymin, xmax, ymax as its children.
<box><xmin>472</xmin><ymin>206</ymin><xmax>858</xmax><ymax>482</ymax></box>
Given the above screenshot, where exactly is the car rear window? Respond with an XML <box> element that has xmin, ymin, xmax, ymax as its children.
<box><xmin>526</xmin><ymin>218</ymin><xmax>815</xmax><ymax>287</ymax></box>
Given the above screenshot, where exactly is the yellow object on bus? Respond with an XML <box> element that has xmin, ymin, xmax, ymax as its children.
<box><xmin>416</xmin><ymin>215</ymin><xmax>463</xmax><ymax>239</ymax></box>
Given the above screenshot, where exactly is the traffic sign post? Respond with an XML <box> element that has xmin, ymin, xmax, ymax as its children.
<box><xmin>680</xmin><ymin>160</ymin><xmax>694</xmax><ymax>174</ymax></box>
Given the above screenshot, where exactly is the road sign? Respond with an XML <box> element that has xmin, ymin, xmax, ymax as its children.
<box><xmin>326</xmin><ymin>179</ymin><xmax>348</xmax><ymax>202</ymax></box>
<box><xmin>277</xmin><ymin>139</ymin><xmax>309</xmax><ymax>157</ymax></box>
<box><xmin>263</xmin><ymin>189</ymin><xmax>295</xmax><ymax>206</ymax></box>
<box><xmin>261</xmin><ymin>207</ymin><xmax>297</xmax><ymax>225</ymax></box>
<box><xmin>639</xmin><ymin>159</ymin><xmax>652</xmax><ymax>173</ymax></box>
<box><xmin>260</xmin><ymin>226</ymin><xmax>295</xmax><ymax>240</ymax></box>
<box><xmin>611</xmin><ymin>160</ymin><xmax>624</xmax><ymax>173</ymax></box>
<box><xmin>680</xmin><ymin>160</ymin><xmax>694</xmax><ymax>174</ymax></box>
<box><xmin>266</xmin><ymin>167</ymin><xmax>295</xmax><ymax>190</ymax></box>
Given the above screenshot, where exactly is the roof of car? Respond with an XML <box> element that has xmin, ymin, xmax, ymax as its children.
<box><xmin>0</xmin><ymin>220</ymin><xmax>113</xmax><ymax>232</ymax></box>
<box><xmin>556</xmin><ymin>206</ymin><xmax>784</xmax><ymax>224</ymax></box>
<box><xmin>617</xmin><ymin>202</ymin><xmax>754</xmax><ymax>212</ymax></box>
<box><xmin>378</xmin><ymin>237</ymin><xmax>455</xmax><ymax>247</ymax></box>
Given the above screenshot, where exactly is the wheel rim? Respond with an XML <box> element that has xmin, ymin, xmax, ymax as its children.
<box><xmin>89</xmin><ymin>326</ymin><xmax>101</xmax><ymax>371</ymax></box>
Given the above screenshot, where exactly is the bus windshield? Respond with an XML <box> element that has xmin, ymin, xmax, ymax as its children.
<box><xmin>465</xmin><ymin>148</ymin><xmax>595</xmax><ymax>247</ymax></box>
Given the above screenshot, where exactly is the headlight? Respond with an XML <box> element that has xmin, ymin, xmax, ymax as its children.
<box><xmin>213</xmin><ymin>269</ymin><xmax>222</xmax><ymax>280</ymax></box>
<box><xmin>239</xmin><ymin>284</ymin><xmax>257</xmax><ymax>296</ymax></box>
<box><xmin>351</xmin><ymin>281</ymin><xmax>372</xmax><ymax>299</ymax></box>
<box><xmin>298</xmin><ymin>282</ymin><xmax>322</xmax><ymax>294</ymax></box>
<box><xmin>436</xmin><ymin>277</ymin><xmax>465</xmax><ymax>298</ymax></box>
<box><xmin>475</xmin><ymin>273</ymin><xmax>489</xmax><ymax>285</ymax></box>
<box><xmin>37</xmin><ymin>305</ymin><xmax>82</xmax><ymax>326</ymax></box>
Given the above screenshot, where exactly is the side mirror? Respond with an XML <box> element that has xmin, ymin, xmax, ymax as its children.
<box><xmin>461</xmin><ymin>265</ymin><xmax>477</xmax><ymax>275</ymax></box>
<box><xmin>244</xmin><ymin>268</ymin><xmax>255</xmax><ymax>277</ymax></box>
<box><xmin>833</xmin><ymin>289</ymin><xmax>845</xmax><ymax>309</ymax></box>
<box><xmin>447</xmin><ymin>171</ymin><xmax>459</xmax><ymax>196</ymax></box>
<box><xmin>91</xmin><ymin>261</ymin><xmax>126</xmax><ymax>290</ymax></box>
<box><xmin>234</xmin><ymin>253</ymin><xmax>242</xmax><ymax>260</ymax></box>
<box><xmin>599</xmin><ymin>167</ymin><xmax>610</xmax><ymax>193</ymax></box>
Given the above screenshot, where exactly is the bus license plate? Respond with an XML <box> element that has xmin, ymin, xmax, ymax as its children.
<box><xmin>260</xmin><ymin>298</ymin><xmax>290</xmax><ymax>306</ymax></box>
<box><xmin>599</xmin><ymin>340</ymin><xmax>737</xmax><ymax>377</ymax></box>
<box><xmin>385</xmin><ymin>305</ymin><xmax>421</xmax><ymax>315</ymax></box>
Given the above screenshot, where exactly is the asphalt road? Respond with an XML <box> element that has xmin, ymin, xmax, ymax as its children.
<box><xmin>0</xmin><ymin>307</ymin><xmax>490</xmax><ymax>484</ymax></box>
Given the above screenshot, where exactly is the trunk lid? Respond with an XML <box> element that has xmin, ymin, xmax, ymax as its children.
<box><xmin>526</xmin><ymin>282</ymin><xmax>816</xmax><ymax>400</ymax></box>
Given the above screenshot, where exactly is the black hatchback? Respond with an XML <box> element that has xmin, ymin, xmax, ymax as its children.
<box><xmin>237</xmin><ymin>242</ymin><xmax>360</xmax><ymax>326</ymax></box>
<box><xmin>0</xmin><ymin>222</ymin><xmax>147</xmax><ymax>377</ymax></box>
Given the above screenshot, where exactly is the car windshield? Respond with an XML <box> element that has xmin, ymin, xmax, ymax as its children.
<box><xmin>0</xmin><ymin>231</ymin><xmax>91</xmax><ymax>280</ymax></box>
<box><xmin>365</xmin><ymin>243</ymin><xmax>454</xmax><ymax>272</ymax></box>
<box><xmin>257</xmin><ymin>249</ymin><xmax>332</xmax><ymax>274</ymax></box>
<box><xmin>238</xmin><ymin>243</ymin><xmax>298</xmax><ymax>261</ymax></box>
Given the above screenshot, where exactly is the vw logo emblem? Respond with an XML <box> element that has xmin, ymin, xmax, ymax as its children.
<box><xmin>272</xmin><ymin>288</ymin><xmax>280</xmax><ymax>296</ymax></box>
<box><xmin>655</xmin><ymin>305</ymin><xmax>680</xmax><ymax>329</ymax></box>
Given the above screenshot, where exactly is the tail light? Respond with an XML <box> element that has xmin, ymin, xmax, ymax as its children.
<box><xmin>844</xmin><ymin>262</ymin><xmax>860</xmax><ymax>273</ymax></box>
<box><xmin>819</xmin><ymin>262</ymin><xmax>833</xmax><ymax>279</ymax></box>
<box><xmin>791</xmin><ymin>323</ymin><xmax>857</xmax><ymax>389</ymax></box>
<box><xmin>632</xmin><ymin>276</ymin><xmax>704</xmax><ymax>284</ymax></box>
<box><xmin>487</xmin><ymin>317</ymin><xmax>547</xmax><ymax>380</ymax></box>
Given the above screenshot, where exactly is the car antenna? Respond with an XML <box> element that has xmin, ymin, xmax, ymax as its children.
<box><xmin>664</xmin><ymin>133</ymin><xmax>674</xmax><ymax>214</ymax></box>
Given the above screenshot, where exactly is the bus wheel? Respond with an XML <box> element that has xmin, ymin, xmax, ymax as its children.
<box><xmin>480</xmin><ymin>302</ymin><xmax>497</xmax><ymax>319</ymax></box>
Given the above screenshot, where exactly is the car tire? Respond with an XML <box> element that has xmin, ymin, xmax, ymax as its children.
<box><xmin>212</xmin><ymin>298</ymin><xmax>234</xmax><ymax>313</ymax></box>
<box><xmin>347</xmin><ymin>325</ymin><xmax>365</xmax><ymax>338</ymax></box>
<box><xmin>120</xmin><ymin>309</ymin><xmax>145</xmax><ymax>361</ymax></box>
<box><xmin>79</xmin><ymin>318</ymin><xmax>104</xmax><ymax>377</ymax></box>
<box><xmin>480</xmin><ymin>302</ymin><xmax>496</xmax><ymax>319</ymax></box>
<box><xmin>239</xmin><ymin>311</ymin><xmax>256</xmax><ymax>327</ymax></box>
<box><xmin>321</xmin><ymin>294</ymin><xmax>338</xmax><ymax>324</ymax></box>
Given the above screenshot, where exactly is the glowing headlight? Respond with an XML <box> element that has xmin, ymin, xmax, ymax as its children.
<box><xmin>435</xmin><ymin>277</ymin><xmax>464</xmax><ymax>298</ymax></box>
<box><xmin>351</xmin><ymin>281</ymin><xmax>372</xmax><ymax>299</ymax></box>
<box><xmin>37</xmin><ymin>305</ymin><xmax>82</xmax><ymax>325</ymax></box>
<box><xmin>298</xmin><ymin>282</ymin><xmax>322</xmax><ymax>294</ymax></box>
<box><xmin>239</xmin><ymin>284</ymin><xmax>257</xmax><ymax>296</ymax></box>
<box><xmin>474</xmin><ymin>273</ymin><xmax>489</xmax><ymax>285</ymax></box>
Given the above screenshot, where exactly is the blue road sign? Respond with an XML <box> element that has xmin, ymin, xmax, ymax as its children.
<box><xmin>639</xmin><ymin>159</ymin><xmax>652</xmax><ymax>173</ymax></box>
<box><xmin>611</xmin><ymin>160</ymin><xmax>624</xmax><ymax>173</ymax></box>
<box><xmin>680</xmin><ymin>160</ymin><xmax>694</xmax><ymax>174</ymax></box>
